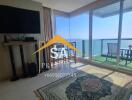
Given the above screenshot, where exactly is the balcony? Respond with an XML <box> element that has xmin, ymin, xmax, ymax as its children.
<box><xmin>55</xmin><ymin>0</ymin><xmax>132</xmax><ymax>74</ymax></box>
<box><xmin>73</xmin><ymin>38</ymin><xmax>132</xmax><ymax>71</ymax></box>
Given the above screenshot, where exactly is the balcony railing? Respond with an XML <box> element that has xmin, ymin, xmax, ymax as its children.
<box><xmin>71</xmin><ymin>38</ymin><xmax>132</xmax><ymax>70</ymax></box>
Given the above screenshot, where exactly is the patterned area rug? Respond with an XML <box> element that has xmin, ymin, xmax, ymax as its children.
<box><xmin>65</xmin><ymin>74</ymin><xmax>112</xmax><ymax>100</ymax></box>
<box><xmin>35</xmin><ymin>71</ymin><xmax>132</xmax><ymax>100</ymax></box>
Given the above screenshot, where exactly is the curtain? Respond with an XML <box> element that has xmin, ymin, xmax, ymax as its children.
<box><xmin>43</xmin><ymin>7</ymin><xmax>53</xmax><ymax>69</ymax></box>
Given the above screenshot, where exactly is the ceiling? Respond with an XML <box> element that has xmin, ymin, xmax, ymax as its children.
<box><xmin>32</xmin><ymin>0</ymin><xmax>97</xmax><ymax>12</ymax></box>
<box><xmin>94</xmin><ymin>0</ymin><xmax>132</xmax><ymax>17</ymax></box>
<box><xmin>33</xmin><ymin>0</ymin><xmax>132</xmax><ymax>17</ymax></box>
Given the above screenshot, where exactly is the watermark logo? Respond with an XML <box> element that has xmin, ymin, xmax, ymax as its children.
<box><xmin>50</xmin><ymin>45</ymin><xmax>68</xmax><ymax>59</ymax></box>
<box><xmin>33</xmin><ymin>35</ymin><xmax>79</xmax><ymax>54</ymax></box>
<box><xmin>33</xmin><ymin>35</ymin><xmax>80</xmax><ymax>77</ymax></box>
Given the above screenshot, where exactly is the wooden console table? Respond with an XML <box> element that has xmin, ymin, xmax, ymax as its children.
<box><xmin>3</xmin><ymin>41</ymin><xmax>39</xmax><ymax>81</ymax></box>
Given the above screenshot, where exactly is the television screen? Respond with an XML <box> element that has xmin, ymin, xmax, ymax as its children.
<box><xmin>0</xmin><ymin>5</ymin><xmax>40</xmax><ymax>34</ymax></box>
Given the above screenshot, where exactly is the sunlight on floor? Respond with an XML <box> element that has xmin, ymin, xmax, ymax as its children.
<box><xmin>0</xmin><ymin>62</ymin><xmax>132</xmax><ymax>100</ymax></box>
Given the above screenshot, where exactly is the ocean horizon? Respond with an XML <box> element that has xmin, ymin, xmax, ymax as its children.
<box><xmin>69</xmin><ymin>39</ymin><xmax>132</xmax><ymax>57</ymax></box>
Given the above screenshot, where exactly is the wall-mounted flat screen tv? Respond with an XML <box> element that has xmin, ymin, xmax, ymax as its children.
<box><xmin>0</xmin><ymin>5</ymin><xmax>40</xmax><ymax>34</ymax></box>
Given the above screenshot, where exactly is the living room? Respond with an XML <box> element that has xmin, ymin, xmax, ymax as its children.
<box><xmin>0</xmin><ymin>0</ymin><xmax>132</xmax><ymax>100</ymax></box>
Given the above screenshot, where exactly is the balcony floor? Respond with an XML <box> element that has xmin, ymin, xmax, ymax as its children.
<box><xmin>93</xmin><ymin>56</ymin><xmax>132</xmax><ymax>70</ymax></box>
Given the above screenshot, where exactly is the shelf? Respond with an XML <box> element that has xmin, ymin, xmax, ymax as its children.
<box><xmin>3</xmin><ymin>41</ymin><xmax>37</xmax><ymax>46</ymax></box>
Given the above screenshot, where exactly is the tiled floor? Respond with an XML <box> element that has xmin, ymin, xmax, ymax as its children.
<box><xmin>0</xmin><ymin>62</ymin><xmax>132</xmax><ymax>100</ymax></box>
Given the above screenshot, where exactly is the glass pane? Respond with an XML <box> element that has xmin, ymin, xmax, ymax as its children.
<box><xmin>70</xmin><ymin>13</ymin><xmax>89</xmax><ymax>58</ymax></box>
<box><xmin>55</xmin><ymin>16</ymin><xmax>70</xmax><ymax>39</ymax></box>
<box><xmin>120</xmin><ymin>0</ymin><xmax>132</xmax><ymax>70</ymax></box>
<box><xmin>92</xmin><ymin>2</ymin><xmax>120</xmax><ymax>67</ymax></box>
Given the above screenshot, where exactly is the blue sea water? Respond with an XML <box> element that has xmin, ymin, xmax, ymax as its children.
<box><xmin>70</xmin><ymin>39</ymin><xmax>132</xmax><ymax>57</ymax></box>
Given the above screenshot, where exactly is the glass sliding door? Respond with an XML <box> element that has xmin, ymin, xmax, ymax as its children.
<box><xmin>70</xmin><ymin>13</ymin><xmax>89</xmax><ymax>59</ymax></box>
<box><xmin>55</xmin><ymin>13</ymin><xmax>90</xmax><ymax>64</ymax></box>
<box><xmin>55</xmin><ymin>15</ymin><xmax>70</xmax><ymax>39</ymax></box>
<box><xmin>120</xmin><ymin>0</ymin><xmax>132</xmax><ymax>70</ymax></box>
<box><xmin>92</xmin><ymin>2</ymin><xmax>120</xmax><ymax>67</ymax></box>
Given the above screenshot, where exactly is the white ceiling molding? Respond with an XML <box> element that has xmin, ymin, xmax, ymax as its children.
<box><xmin>33</xmin><ymin>0</ymin><xmax>132</xmax><ymax>17</ymax></box>
<box><xmin>32</xmin><ymin>0</ymin><xmax>97</xmax><ymax>12</ymax></box>
<box><xmin>70</xmin><ymin>0</ymin><xmax>120</xmax><ymax>17</ymax></box>
<box><xmin>53</xmin><ymin>10</ymin><xmax>69</xmax><ymax>17</ymax></box>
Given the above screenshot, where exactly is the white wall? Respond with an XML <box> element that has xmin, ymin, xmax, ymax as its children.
<box><xmin>0</xmin><ymin>0</ymin><xmax>44</xmax><ymax>81</ymax></box>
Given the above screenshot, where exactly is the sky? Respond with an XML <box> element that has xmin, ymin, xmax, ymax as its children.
<box><xmin>56</xmin><ymin>11</ymin><xmax>132</xmax><ymax>39</ymax></box>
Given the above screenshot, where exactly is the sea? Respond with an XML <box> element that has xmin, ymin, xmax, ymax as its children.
<box><xmin>69</xmin><ymin>39</ymin><xmax>132</xmax><ymax>57</ymax></box>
